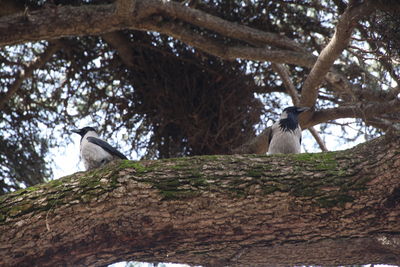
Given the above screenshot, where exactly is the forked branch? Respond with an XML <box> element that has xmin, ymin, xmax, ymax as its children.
<box><xmin>300</xmin><ymin>1</ymin><xmax>374</xmax><ymax>108</ymax></box>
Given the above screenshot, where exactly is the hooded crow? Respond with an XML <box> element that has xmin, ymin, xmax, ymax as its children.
<box><xmin>267</xmin><ymin>106</ymin><xmax>310</xmax><ymax>154</ymax></box>
<box><xmin>72</xmin><ymin>127</ymin><xmax>128</xmax><ymax>170</ymax></box>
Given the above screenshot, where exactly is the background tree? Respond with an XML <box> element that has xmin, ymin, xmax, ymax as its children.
<box><xmin>0</xmin><ymin>0</ymin><xmax>400</xmax><ymax>265</ymax></box>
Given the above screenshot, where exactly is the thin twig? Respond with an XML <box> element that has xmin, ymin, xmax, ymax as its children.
<box><xmin>271</xmin><ymin>63</ymin><xmax>300</xmax><ymax>105</ymax></box>
<box><xmin>308</xmin><ymin>127</ymin><xmax>328</xmax><ymax>152</ymax></box>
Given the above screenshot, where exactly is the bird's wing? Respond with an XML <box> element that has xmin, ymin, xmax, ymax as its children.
<box><xmin>86</xmin><ymin>137</ymin><xmax>128</xmax><ymax>159</ymax></box>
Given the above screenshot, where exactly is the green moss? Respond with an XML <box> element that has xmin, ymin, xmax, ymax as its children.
<box><xmin>158</xmin><ymin>179</ymin><xmax>181</xmax><ymax>189</ymax></box>
<box><xmin>119</xmin><ymin>159</ymin><xmax>205</xmax><ymax>200</ymax></box>
<box><xmin>119</xmin><ymin>160</ymin><xmax>148</xmax><ymax>173</ymax></box>
<box><xmin>294</xmin><ymin>152</ymin><xmax>337</xmax><ymax>170</ymax></box>
<box><xmin>247</xmin><ymin>169</ymin><xmax>263</xmax><ymax>178</ymax></box>
<box><xmin>76</xmin><ymin>162</ymin><xmax>122</xmax><ymax>190</ymax></box>
<box><xmin>170</xmin><ymin>165</ymin><xmax>183</xmax><ymax>171</ymax></box>
<box><xmin>79</xmin><ymin>174</ymin><xmax>102</xmax><ymax>188</ymax></box>
<box><xmin>47</xmin><ymin>179</ymin><xmax>63</xmax><ymax>187</ymax></box>
<box><xmin>200</xmin><ymin>155</ymin><xmax>220</xmax><ymax>161</ymax></box>
<box><xmin>189</xmin><ymin>170</ymin><xmax>203</xmax><ymax>178</ymax></box>
<box><xmin>8</xmin><ymin>202</ymin><xmax>34</xmax><ymax>217</ymax></box>
<box><xmin>293</xmin><ymin>152</ymin><xmax>323</xmax><ymax>161</ymax></box>
<box><xmin>6</xmin><ymin>184</ymin><xmax>41</xmax><ymax>197</ymax></box>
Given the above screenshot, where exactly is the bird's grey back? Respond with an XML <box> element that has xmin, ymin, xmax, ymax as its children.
<box><xmin>80</xmin><ymin>131</ymin><xmax>114</xmax><ymax>170</ymax></box>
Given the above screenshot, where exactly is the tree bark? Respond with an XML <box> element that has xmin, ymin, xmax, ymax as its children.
<box><xmin>1</xmin><ymin>134</ymin><xmax>400</xmax><ymax>267</ymax></box>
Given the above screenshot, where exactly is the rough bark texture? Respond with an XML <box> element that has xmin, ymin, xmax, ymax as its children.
<box><xmin>1</xmin><ymin>134</ymin><xmax>400</xmax><ymax>267</ymax></box>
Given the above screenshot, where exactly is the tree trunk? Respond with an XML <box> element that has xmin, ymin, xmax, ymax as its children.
<box><xmin>1</xmin><ymin>134</ymin><xmax>400</xmax><ymax>267</ymax></box>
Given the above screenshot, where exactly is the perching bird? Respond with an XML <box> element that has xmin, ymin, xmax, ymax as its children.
<box><xmin>72</xmin><ymin>127</ymin><xmax>128</xmax><ymax>170</ymax></box>
<box><xmin>267</xmin><ymin>106</ymin><xmax>310</xmax><ymax>154</ymax></box>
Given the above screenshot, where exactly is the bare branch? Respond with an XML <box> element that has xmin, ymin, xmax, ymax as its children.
<box><xmin>300</xmin><ymin>1</ymin><xmax>374</xmax><ymax>107</ymax></box>
<box><xmin>271</xmin><ymin>63</ymin><xmax>300</xmax><ymax>105</ymax></box>
<box><xmin>306</xmin><ymin>96</ymin><xmax>400</xmax><ymax>128</ymax></box>
<box><xmin>0</xmin><ymin>41</ymin><xmax>62</xmax><ymax>110</ymax></box>
<box><xmin>308</xmin><ymin>127</ymin><xmax>328</xmax><ymax>152</ymax></box>
<box><xmin>0</xmin><ymin>0</ymin><xmax>378</xmax><ymax>108</ymax></box>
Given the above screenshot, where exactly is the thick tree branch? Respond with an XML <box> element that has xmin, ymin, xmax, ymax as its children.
<box><xmin>140</xmin><ymin>20</ymin><xmax>315</xmax><ymax>66</ymax></box>
<box><xmin>300</xmin><ymin>1</ymin><xmax>374</xmax><ymax>107</ymax></box>
<box><xmin>142</xmin><ymin>0</ymin><xmax>304</xmax><ymax>52</ymax></box>
<box><xmin>307</xmin><ymin>97</ymin><xmax>400</xmax><ymax>128</ymax></box>
<box><xmin>0</xmin><ymin>0</ymin><xmax>301</xmax><ymax>52</ymax></box>
<box><xmin>0</xmin><ymin>41</ymin><xmax>62</xmax><ymax>110</ymax></box>
<box><xmin>0</xmin><ymin>1</ymin><xmax>320</xmax><ymax>73</ymax></box>
<box><xmin>1</xmin><ymin>134</ymin><xmax>400</xmax><ymax>266</ymax></box>
<box><xmin>116</xmin><ymin>0</ymin><xmax>136</xmax><ymax>19</ymax></box>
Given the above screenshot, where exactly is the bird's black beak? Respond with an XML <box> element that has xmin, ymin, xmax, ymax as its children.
<box><xmin>297</xmin><ymin>107</ymin><xmax>311</xmax><ymax>113</ymax></box>
<box><xmin>71</xmin><ymin>129</ymin><xmax>82</xmax><ymax>135</ymax></box>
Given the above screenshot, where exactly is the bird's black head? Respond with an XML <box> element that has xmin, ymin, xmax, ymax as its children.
<box><xmin>279</xmin><ymin>106</ymin><xmax>310</xmax><ymax>131</ymax></box>
<box><xmin>282</xmin><ymin>106</ymin><xmax>310</xmax><ymax>116</ymax></box>
<box><xmin>72</xmin><ymin>126</ymin><xmax>97</xmax><ymax>137</ymax></box>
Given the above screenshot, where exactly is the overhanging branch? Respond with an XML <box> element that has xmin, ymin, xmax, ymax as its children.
<box><xmin>0</xmin><ymin>0</ymin><xmax>374</xmax><ymax>106</ymax></box>
<box><xmin>308</xmin><ymin>97</ymin><xmax>400</xmax><ymax>128</ymax></box>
